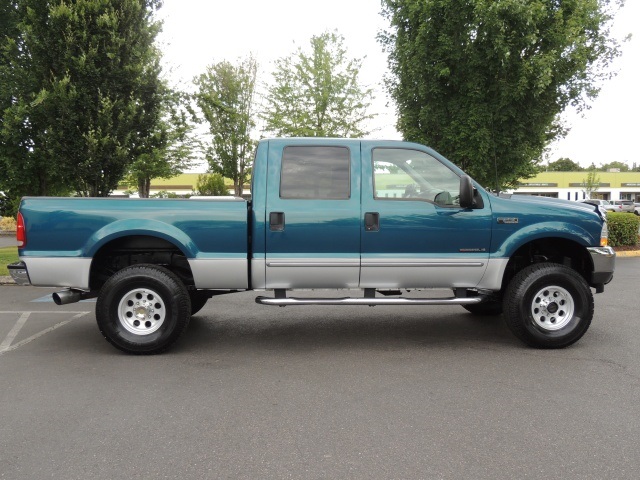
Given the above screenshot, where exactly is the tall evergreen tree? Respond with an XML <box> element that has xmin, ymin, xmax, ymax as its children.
<box><xmin>0</xmin><ymin>0</ymin><xmax>164</xmax><ymax>198</ymax></box>
<box><xmin>380</xmin><ymin>0</ymin><xmax>623</xmax><ymax>189</ymax></box>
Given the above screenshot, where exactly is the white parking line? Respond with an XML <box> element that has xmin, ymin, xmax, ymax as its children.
<box><xmin>0</xmin><ymin>312</ymin><xmax>31</xmax><ymax>351</ymax></box>
<box><xmin>0</xmin><ymin>311</ymin><xmax>90</xmax><ymax>355</ymax></box>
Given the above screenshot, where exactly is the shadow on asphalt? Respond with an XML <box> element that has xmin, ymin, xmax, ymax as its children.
<box><xmin>173</xmin><ymin>310</ymin><xmax>518</xmax><ymax>354</ymax></box>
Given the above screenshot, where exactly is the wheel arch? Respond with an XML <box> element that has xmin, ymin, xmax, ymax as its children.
<box><xmin>500</xmin><ymin>236</ymin><xmax>593</xmax><ymax>292</ymax></box>
<box><xmin>89</xmin><ymin>234</ymin><xmax>195</xmax><ymax>291</ymax></box>
<box><xmin>84</xmin><ymin>219</ymin><xmax>197</xmax><ymax>258</ymax></box>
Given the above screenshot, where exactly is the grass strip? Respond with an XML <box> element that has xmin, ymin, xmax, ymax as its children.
<box><xmin>0</xmin><ymin>247</ymin><xmax>19</xmax><ymax>276</ymax></box>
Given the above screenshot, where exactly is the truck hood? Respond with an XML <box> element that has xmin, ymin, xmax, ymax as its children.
<box><xmin>492</xmin><ymin>193</ymin><xmax>605</xmax><ymax>220</ymax></box>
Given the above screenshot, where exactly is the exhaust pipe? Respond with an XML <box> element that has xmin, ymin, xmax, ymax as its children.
<box><xmin>52</xmin><ymin>289</ymin><xmax>96</xmax><ymax>305</ymax></box>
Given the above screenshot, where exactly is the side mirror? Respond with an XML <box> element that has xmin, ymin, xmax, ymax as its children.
<box><xmin>459</xmin><ymin>175</ymin><xmax>474</xmax><ymax>208</ymax></box>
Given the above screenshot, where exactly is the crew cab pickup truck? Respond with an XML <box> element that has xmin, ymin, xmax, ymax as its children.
<box><xmin>8</xmin><ymin>138</ymin><xmax>615</xmax><ymax>353</ymax></box>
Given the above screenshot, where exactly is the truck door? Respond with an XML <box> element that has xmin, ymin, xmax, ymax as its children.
<box><xmin>264</xmin><ymin>141</ymin><xmax>361</xmax><ymax>289</ymax></box>
<box><xmin>360</xmin><ymin>144</ymin><xmax>492</xmax><ymax>289</ymax></box>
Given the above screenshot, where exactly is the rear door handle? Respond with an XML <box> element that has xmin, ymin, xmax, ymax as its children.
<box><xmin>364</xmin><ymin>212</ymin><xmax>379</xmax><ymax>232</ymax></box>
<box><xmin>270</xmin><ymin>212</ymin><xmax>285</xmax><ymax>231</ymax></box>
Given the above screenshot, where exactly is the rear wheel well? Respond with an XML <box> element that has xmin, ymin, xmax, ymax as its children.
<box><xmin>502</xmin><ymin>238</ymin><xmax>593</xmax><ymax>292</ymax></box>
<box><xmin>89</xmin><ymin>235</ymin><xmax>194</xmax><ymax>291</ymax></box>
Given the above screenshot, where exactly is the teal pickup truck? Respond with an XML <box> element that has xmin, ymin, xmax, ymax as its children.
<box><xmin>8</xmin><ymin>138</ymin><xmax>615</xmax><ymax>353</ymax></box>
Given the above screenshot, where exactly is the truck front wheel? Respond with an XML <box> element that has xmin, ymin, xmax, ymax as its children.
<box><xmin>96</xmin><ymin>265</ymin><xmax>191</xmax><ymax>354</ymax></box>
<box><xmin>503</xmin><ymin>263</ymin><xmax>593</xmax><ymax>348</ymax></box>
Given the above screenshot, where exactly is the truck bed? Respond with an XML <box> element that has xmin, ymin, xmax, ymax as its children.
<box><xmin>18</xmin><ymin>196</ymin><xmax>249</xmax><ymax>289</ymax></box>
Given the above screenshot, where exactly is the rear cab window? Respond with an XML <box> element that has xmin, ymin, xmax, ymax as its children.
<box><xmin>280</xmin><ymin>146</ymin><xmax>350</xmax><ymax>200</ymax></box>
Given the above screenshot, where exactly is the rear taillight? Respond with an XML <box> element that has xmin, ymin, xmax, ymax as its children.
<box><xmin>16</xmin><ymin>212</ymin><xmax>26</xmax><ymax>248</ymax></box>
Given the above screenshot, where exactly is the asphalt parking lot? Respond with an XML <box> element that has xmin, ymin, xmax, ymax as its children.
<box><xmin>1</xmin><ymin>258</ymin><xmax>639</xmax><ymax>479</ymax></box>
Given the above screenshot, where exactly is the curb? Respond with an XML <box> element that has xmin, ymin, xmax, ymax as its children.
<box><xmin>614</xmin><ymin>250</ymin><xmax>640</xmax><ymax>258</ymax></box>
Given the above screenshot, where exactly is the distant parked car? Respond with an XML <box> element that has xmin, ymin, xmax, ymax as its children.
<box><xmin>634</xmin><ymin>203</ymin><xmax>640</xmax><ymax>216</ymax></box>
<box><xmin>582</xmin><ymin>199</ymin><xmax>615</xmax><ymax>214</ymax></box>
<box><xmin>609</xmin><ymin>200</ymin><xmax>635</xmax><ymax>213</ymax></box>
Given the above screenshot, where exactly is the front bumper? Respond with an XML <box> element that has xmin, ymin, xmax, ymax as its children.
<box><xmin>587</xmin><ymin>246</ymin><xmax>615</xmax><ymax>289</ymax></box>
<box><xmin>7</xmin><ymin>261</ymin><xmax>31</xmax><ymax>286</ymax></box>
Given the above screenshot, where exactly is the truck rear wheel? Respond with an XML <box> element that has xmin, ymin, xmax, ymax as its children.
<box><xmin>503</xmin><ymin>263</ymin><xmax>593</xmax><ymax>348</ymax></box>
<box><xmin>96</xmin><ymin>265</ymin><xmax>191</xmax><ymax>354</ymax></box>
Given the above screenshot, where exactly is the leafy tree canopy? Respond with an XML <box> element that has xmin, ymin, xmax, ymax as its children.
<box><xmin>0</xmin><ymin>0</ymin><xmax>164</xmax><ymax>200</ymax></box>
<box><xmin>262</xmin><ymin>31</ymin><xmax>376</xmax><ymax>138</ymax></box>
<box><xmin>194</xmin><ymin>55</ymin><xmax>257</xmax><ymax>196</ymax></box>
<box><xmin>124</xmin><ymin>89</ymin><xmax>199</xmax><ymax>198</ymax></box>
<box><xmin>547</xmin><ymin>157</ymin><xmax>583</xmax><ymax>171</ymax></box>
<box><xmin>380</xmin><ymin>0</ymin><xmax>623</xmax><ymax>189</ymax></box>
<box><xmin>599</xmin><ymin>161</ymin><xmax>629</xmax><ymax>171</ymax></box>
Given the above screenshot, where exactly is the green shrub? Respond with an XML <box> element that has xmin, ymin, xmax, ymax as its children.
<box><xmin>607</xmin><ymin>212</ymin><xmax>640</xmax><ymax>247</ymax></box>
<box><xmin>0</xmin><ymin>216</ymin><xmax>17</xmax><ymax>231</ymax></box>
<box><xmin>195</xmin><ymin>173</ymin><xmax>228</xmax><ymax>196</ymax></box>
<box><xmin>151</xmin><ymin>190</ymin><xmax>180</xmax><ymax>199</ymax></box>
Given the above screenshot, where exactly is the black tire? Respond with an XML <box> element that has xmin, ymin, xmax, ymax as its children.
<box><xmin>463</xmin><ymin>300</ymin><xmax>503</xmax><ymax>316</ymax></box>
<box><xmin>96</xmin><ymin>264</ymin><xmax>191</xmax><ymax>354</ymax></box>
<box><xmin>503</xmin><ymin>263</ymin><xmax>593</xmax><ymax>349</ymax></box>
<box><xmin>189</xmin><ymin>291</ymin><xmax>210</xmax><ymax>316</ymax></box>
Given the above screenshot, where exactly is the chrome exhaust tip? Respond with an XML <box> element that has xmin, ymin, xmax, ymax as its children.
<box><xmin>52</xmin><ymin>290</ymin><xmax>83</xmax><ymax>305</ymax></box>
<box><xmin>52</xmin><ymin>289</ymin><xmax>96</xmax><ymax>305</ymax></box>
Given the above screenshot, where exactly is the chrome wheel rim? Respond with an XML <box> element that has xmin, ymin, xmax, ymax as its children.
<box><xmin>531</xmin><ymin>285</ymin><xmax>575</xmax><ymax>331</ymax></box>
<box><xmin>117</xmin><ymin>288</ymin><xmax>166</xmax><ymax>335</ymax></box>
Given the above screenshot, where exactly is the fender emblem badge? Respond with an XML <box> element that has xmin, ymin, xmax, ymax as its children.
<box><xmin>497</xmin><ymin>217</ymin><xmax>519</xmax><ymax>224</ymax></box>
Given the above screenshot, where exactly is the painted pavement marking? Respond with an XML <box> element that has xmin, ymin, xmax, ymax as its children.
<box><xmin>0</xmin><ymin>312</ymin><xmax>30</xmax><ymax>351</ymax></box>
<box><xmin>0</xmin><ymin>311</ymin><xmax>90</xmax><ymax>355</ymax></box>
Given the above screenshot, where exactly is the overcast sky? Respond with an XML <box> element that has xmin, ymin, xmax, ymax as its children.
<box><xmin>157</xmin><ymin>0</ymin><xmax>639</xmax><ymax>170</ymax></box>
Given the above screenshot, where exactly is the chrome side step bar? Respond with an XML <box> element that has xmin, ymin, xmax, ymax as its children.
<box><xmin>255</xmin><ymin>295</ymin><xmax>485</xmax><ymax>307</ymax></box>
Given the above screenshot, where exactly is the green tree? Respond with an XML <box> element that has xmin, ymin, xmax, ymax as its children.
<box><xmin>194</xmin><ymin>55</ymin><xmax>257</xmax><ymax>197</ymax></box>
<box><xmin>0</xmin><ymin>0</ymin><xmax>73</xmax><ymax>208</ymax></box>
<box><xmin>124</xmin><ymin>90</ymin><xmax>199</xmax><ymax>198</ymax></box>
<box><xmin>380</xmin><ymin>0</ymin><xmax>623</xmax><ymax>189</ymax></box>
<box><xmin>547</xmin><ymin>158</ymin><xmax>583</xmax><ymax>172</ymax></box>
<box><xmin>195</xmin><ymin>173</ymin><xmax>228</xmax><ymax>196</ymax></box>
<box><xmin>262</xmin><ymin>31</ymin><xmax>375</xmax><ymax>138</ymax></box>
<box><xmin>599</xmin><ymin>161</ymin><xmax>629</xmax><ymax>172</ymax></box>
<box><xmin>581</xmin><ymin>169</ymin><xmax>601</xmax><ymax>199</ymax></box>
<box><xmin>0</xmin><ymin>0</ymin><xmax>164</xmax><ymax>198</ymax></box>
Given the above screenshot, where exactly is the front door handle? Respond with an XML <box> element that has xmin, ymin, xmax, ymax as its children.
<box><xmin>270</xmin><ymin>212</ymin><xmax>285</xmax><ymax>231</ymax></box>
<box><xmin>364</xmin><ymin>212</ymin><xmax>379</xmax><ymax>232</ymax></box>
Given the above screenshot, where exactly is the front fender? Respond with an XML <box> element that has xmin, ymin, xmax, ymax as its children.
<box><xmin>493</xmin><ymin>221</ymin><xmax>597</xmax><ymax>258</ymax></box>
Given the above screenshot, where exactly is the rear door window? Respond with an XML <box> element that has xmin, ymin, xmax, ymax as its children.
<box><xmin>280</xmin><ymin>146</ymin><xmax>350</xmax><ymax>199</ymax></box>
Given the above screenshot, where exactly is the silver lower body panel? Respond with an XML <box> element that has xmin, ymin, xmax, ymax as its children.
<box><xmin>22</xmin><ymin>257</ymin><xmax>92</xmax><ymax>289</ymax></box>
<box><xmin>188</xmin><ymin>258</ymin><xmax>248</xmax><ymax>289</ymax></box>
